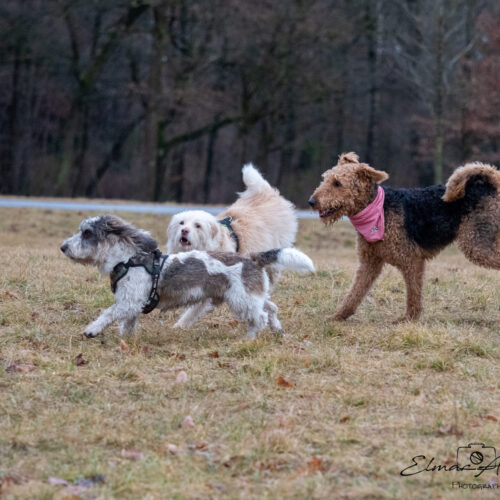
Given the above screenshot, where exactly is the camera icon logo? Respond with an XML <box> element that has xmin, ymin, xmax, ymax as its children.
<box><xmin>456</xmin><ymin>443</ymin><xmax>497</xmax><ymax>468</ymax></box>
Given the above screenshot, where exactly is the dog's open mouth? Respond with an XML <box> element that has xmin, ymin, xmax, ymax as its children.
<box><xmin>180</xmin><ymin>236</ymin><xmax>191</xmax><ymax>247</ymax></box>
<box><xmin>319</xmin><ymin>207</ymin><xmax>338</xmax><ymax>218</ymax></box>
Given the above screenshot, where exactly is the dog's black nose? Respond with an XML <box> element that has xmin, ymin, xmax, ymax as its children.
<box><xmin>60</xmin><ymin>244</ymin><xmax>68</xmax><ymax>254</ymax></box>
<box><xmin>308</xmin><ymin>197</ymin><xmax>316</xmax><ymax>208</ymax></box>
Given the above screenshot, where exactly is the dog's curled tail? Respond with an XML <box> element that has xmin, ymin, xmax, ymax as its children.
<box><xmin>252</xmin><ymin>248</ymin><xmax>315</xmax><ymax>274</ymax></box>
<box><xmin>442</xmin><ymin>162</ymin><xmax>500</xmax><ymax>202</ymax></box>
<box><xmin>240</xmin><ymin>163</ymin><xmax>272</xmax><ymax>196</ymax></box>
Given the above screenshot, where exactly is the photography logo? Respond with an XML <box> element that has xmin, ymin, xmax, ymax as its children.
<box><xmin>456</xmin><ymin>443</ymin><xmax>496</xmax><ymax>470</ymax></box>
<box><xmin>400</xmin><ymin>441</ymin><xmax>500</xmax><ymax>480</ymax></box>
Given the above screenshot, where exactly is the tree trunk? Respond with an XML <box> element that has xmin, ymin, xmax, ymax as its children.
<box><xmin>433</xmin><ymin>1</ymin><xmax>445</xmax><ymax>184</ymax></box>
<box><xmin>203</xmin><ymin>115</ymin><xmax>221</xmax><ymax>203</ymax></box>
<box><xmin>147</xmin><ymin>6</ymin><xmax>166</xmax><ymax>200</ymax></box>
<box><xmin>365</xmin><ymin>0</ymin><xmax>382</xmax><ymax>164</ymax></box>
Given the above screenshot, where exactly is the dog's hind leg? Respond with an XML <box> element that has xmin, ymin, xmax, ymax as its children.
<box><xmin>174</xmin><ymin>301</ymin><xmax>213</xmax><ymax>329</ymax></box>
<box><xmin>264</xmin><ymin>300</ymin><xmax>283</xmax><ymax>336</ymax></box>
<box><xmin>227</xmin><ymin>292</ymin><xmax>268</xmax><ymax>339</ymax></box>
<box><xmin>332</xmin><ymin>255</ymin><xmax>384</xmax><ymax>321</ymax></box>
<box><xmin>398</xmin><ymin>258</ymin><xmax>425</xmax><ymax>321</ymax></box>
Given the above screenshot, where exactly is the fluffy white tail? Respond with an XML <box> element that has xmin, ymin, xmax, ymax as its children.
<box><xmin>252</xmin><ymin>248</ymin><xmax>315</xmax><ymax>274</ymax></box>
<box><xmin>240</xmin><ymin>163</ymin><xmax>272</xmax><ymax>197</ymax></box>
<box><xmin>276</xmin><ymin>248</ymin><xmax>315</xmax><ymax>273</ymax></box>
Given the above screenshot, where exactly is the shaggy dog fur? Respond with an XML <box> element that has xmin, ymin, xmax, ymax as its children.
<box><xmin>61</xmin><ymin>215</ymin><xmax>314</xmax><ymax>339</ymax></box>
<box><xmin>308</xmin><ymin>152</ymin><xmax>500</xmax><ymax>321</ymax></box>
<box><xmin>166</xmin><ymin>164</ymin><xmax>297</xmax><ymax>254</ymax></box>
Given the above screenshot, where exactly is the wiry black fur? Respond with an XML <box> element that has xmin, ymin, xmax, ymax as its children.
<box><xmin>384</xmin><ymin>175</ymin><xmax>497</xmax><ymax>250</ymax></box>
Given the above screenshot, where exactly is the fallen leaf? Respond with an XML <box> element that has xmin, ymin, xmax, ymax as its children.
<box><xmin>48</xmin><ymin>476</ymin><xmax>69</xmax><ymax>486</ymax></box>
<box><xmin>187</xmin><ymin>441</ymin><xmax>208</xmax><ymax>450</ymax></box>
<box><xmin>121</xmin><ymin>449</ymin><xmax>144</xmax><ymax>460</ymax></box>
<box><xmin>339</xmin><ymin>416</ymin><xmax>350</xmax><ymax>423</ymax></box>
<box><xmin>304</xmin><ymin>359</ymin><xmax>310</xmax><ymax>368</ymax></box>
<box><xmin>209</xmin><ymin>351</ymin><xmax>219</xmax><ymax>358</ymax></box>
<box><xmin>0</xmin><ymin>473</ymin><xmax>26</xmax><ymax>492</ymax></box>
<box><xmin>438</xmin><ymin>424</ymin><xmax>463</xmax><ymax>437</ymax></box>
<box><xmin>298</xmin><ymin>455</ymin><xmax>326</xmax><ymax>474</ymax></box>
<box><xmin>276</xmin><ymin>376</ymin><xmax>294</xmax><ymax>388</ymax></box>
<box><xmin>181</xmin><ymin>415</ymin><xmax>195</xmax><ymax>429</ymax></box>
<box><xmin>168</xmin><ymin>352</ymin><xmax>186</xmax><ymax>360</ymax></box>
<box><xmin>120</xmin><ymin>339</ymin><xmax>129</xmax><ymax>351</ymax></box>
<box><xmin>75</xmin><ymin>353</ymin><xmax>88</xmax><ymax>366</ymax></box>
<box><xmin>6</xmin><ymin>362</ymin><xmax>36</xmax><ymax>373</ymax></box>
<box><xmin>480</xmin><ymin>415</ymin><xmax>498</xmax><ymax>422</ymax></box>
<box><xmin>165</xmin><ymin>443</ymin><xmax>179</xmax><ymax>454</ymax></box>
<box><xmin>175</xmin><ymin>371</ymin><xmax>188</xmax><ymax>384</ymax></box>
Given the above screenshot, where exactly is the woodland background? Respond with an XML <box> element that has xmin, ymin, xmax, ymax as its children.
<box><xmin>1</xmin><ymin>0</ymin><xmax>499</xmax><ymax>206</ymax></box>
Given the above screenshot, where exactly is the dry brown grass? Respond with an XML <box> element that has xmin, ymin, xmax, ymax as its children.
<box><xmin>1</xmin><ymin>206</ymin><xmax>499</xmax><ymax>499</ymax></box>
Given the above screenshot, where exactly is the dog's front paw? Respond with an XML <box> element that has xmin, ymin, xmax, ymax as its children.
<box><xmin>393</xmin><ymin>316</ymin><xmax>413</xmax><ymax>325</ymax></box>
<box><xmin>327</xmin><ymin>313</ymin><xmax>348</xmax><ymax>322</ymax></box>
<box><xmin>173</xmin><ymin>319</ymin><xmax>190</xmax><ymax>329</ymax></box>
<box><xmin>84</xmin><ymin>325</ymin><xmax>101</xmax><ymax>338</ymax></box>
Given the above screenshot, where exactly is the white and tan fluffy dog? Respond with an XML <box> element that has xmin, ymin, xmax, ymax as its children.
<box><xmin>61</xmin><ymin>214</ymin><xmax>314</xmax><ymax>339</ymax></box>
<box><xmin>166</xmin><ymin>164</ymin><xmax>298</xmax><ymax>254</ymax></box>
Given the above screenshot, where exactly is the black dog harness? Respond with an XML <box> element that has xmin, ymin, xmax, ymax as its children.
<box><xmin>110</xmin><ymin>249</ymin><xmax>168</xmax><ymax>314</ymax></box>
<box><xmin>218</xmin><ymin>216</ymin><xmax>240</xmax><ymax>252</ymax></box>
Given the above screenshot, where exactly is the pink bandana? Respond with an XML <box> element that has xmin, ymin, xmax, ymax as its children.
<box><xmin>349</xmin><ymin>186</ymin><xmax>385</xmax><ymax>242</ymax></box>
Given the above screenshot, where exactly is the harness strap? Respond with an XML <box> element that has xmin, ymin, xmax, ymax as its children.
<box><xmin>218</xmin><ymin>216</ymin><xmax>240</xmax><ymax>252</ymax></box>
<box><xmin>110</xmin><ymin>249</ymin><xmax>168</xmax><ymax>314</ymax></box>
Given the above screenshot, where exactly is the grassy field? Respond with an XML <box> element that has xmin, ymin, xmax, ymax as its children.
<box><xmin>1</xmin><ymin>207</ymin><xmax>499</xmax><ymax>499</ymax></box>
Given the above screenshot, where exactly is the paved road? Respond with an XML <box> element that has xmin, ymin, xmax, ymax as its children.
<box><xmin>0</xmin><ymin>198</ymin><xmax>318</xmax><ymax>219</ymax></box>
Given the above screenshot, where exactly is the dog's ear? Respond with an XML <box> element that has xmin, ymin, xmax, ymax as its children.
<box><xmin>132</xmin><ymin>230</ymin><xmax>158</xmax><ymax>252</ymax></box>
<box><xmin>338</xmin><ymin>152</ymin><xmax>360</xmax><ymax>165</ymax></box>
<box><xmin>358</xmin><ymin>164</ymin><xmax>389</xmax><ymax>184</ymax></box>
<box><xmin>211</xmin><ymin>221</ymin><xmax>220</xmax><ymax>239</ymax></box>
<box><xmin>100</xmin><ymin>214</ymin><xmax>158</xmax><ymax>251</ymax></box>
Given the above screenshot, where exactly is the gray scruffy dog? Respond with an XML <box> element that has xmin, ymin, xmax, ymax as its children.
<box><xmin>61</xmin><ymin>215</ymin><xmax>315</xmax><ymax>339</ymax></box>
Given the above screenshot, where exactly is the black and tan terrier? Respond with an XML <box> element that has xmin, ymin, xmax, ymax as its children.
<box><xmin>309</xmin><ymin>152</ymin><xmax>500</xmax><ymax>321</ymax></box>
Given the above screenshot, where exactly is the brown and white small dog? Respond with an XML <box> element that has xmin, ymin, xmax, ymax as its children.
<box><xmin>167</xmin><ymin>163</ymin><xmax>298</xmax><ymax>327</ymax></box>
<box><xmin>166</xmin><ymin>164</ymin><xmax>297</xmax><ymax>254</ymax></box>
<box><xmin>61</xmin><ymin>215</ymin><xmax>315</xmax><ymax>339</ymax></box>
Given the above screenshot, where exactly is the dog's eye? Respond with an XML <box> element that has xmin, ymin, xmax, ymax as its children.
<box><xmin>179</xmin><ymin>221</ymin><xmax>184</xmax><ymax>225</ymax></box>
<box><xmin>82</xmin><ymin>229</ymin><xmax>92</xmax><ymax>239</ymax></box>
<box><xmin>195</xmin><ymin>223</ymin><xmax>201</xmax><ymax>229</ymax></box>
<box><xmin>333</xmin><ymin>180</ymin><xmax>342</xmax><ymax>187</ymax></box>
